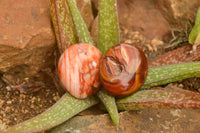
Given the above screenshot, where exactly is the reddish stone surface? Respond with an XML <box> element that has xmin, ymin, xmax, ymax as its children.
<box><xmin>58</xmin><ymin>43</ymin><xmax>102</xmax><ymax>99</ymax></box>
<box><xmin>0</xmin><ymin>0</ymin><xmax>56</xmax><ymax>75</ymax></box>
<box><xmin>49</xmin><ymin>109</ymin><xmax>200</xmax><ymax>133</ymax></box>
<box><xmin>91</xmin><ymin>0</ymin><xmax>200</xmax><ymax>41</ymax></box>
<box><xmin>149</xmin><ymin>45</ymin><xmax>200</xmax><ymax>67</ymax></box>
<box><xmin>117</xmin><ymin>0</ymin><xmax>171</xmax><ymax>40</ymax></box>
<box><xmin>100</xmin><ymin>43</ymin><xmax>148</xmax><ymax>97</ymax></box>
<box><xmin>91</xmin><ymin>0</ymin><xmax>171</xmax><ymax>40</ymax></box>
<box><xmin>154</xmin><ymin>0</ymin><xmax>200</xmax><ymax>29</ymax></box>
<box><xmin>0</xmin><ymin>0</ymin><xmax>94</xmax><ymax>78</ymax></box>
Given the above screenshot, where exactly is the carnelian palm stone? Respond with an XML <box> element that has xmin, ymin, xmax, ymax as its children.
<box><xmin>100</xmin><ymin>43</ymin><xmax>148</xmax><ymax>97</ymax></box>
<box><xmin>58</xmin><ymin>43</ymin><xmax>102</xmax><ymax>99</ymax></box>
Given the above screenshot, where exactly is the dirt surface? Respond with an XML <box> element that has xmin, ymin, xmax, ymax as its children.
<box><xmin>0</xmin><ymin>68</ymin><xmax>62</xmax><ymax>127</ymax></box>
<box><xmin>0</xmin><ymin>86</ymin><xmax>60</xmax><ymax>127</ymax></box>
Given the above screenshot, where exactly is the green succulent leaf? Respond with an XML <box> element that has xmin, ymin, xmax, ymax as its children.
<box><xmin>116</xmin><ymin>88</ymin><xmax>200</xmax><ymax>110</ymax></box>
<box><xmin>142</xmin><ymin>62</ymin><xmax>200</xmax><ymax>89</ymax></box>
<box><xmin>66</xmin><ymin>0</ymin><xmax>93</xmax><ymax>45</ymax></box>
<box><xmin>97</xmin><ymin>89</ymin><xmax>119</xmax><ymax>125</ymax></box>
<box><xmin>97</xmin><ymin>0</ymin><xmax>120</xmax><ymax>125</ymax></box>
<box><xmin>98</xmin><ymin>0</ymin><xmax>120</xmax><ymax>54</ymax></box>
<box><xmin>5</xmin><ymin>94</ymin><xmax>99</xmax><ymax>133</ymax></box>
<box><xmin>189</xmin><ymin>7</ymin><xmax>200</xmax><ymax>49</ymax></box>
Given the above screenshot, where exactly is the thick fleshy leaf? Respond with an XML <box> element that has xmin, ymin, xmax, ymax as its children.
<box><xmin>97</xmin><ymin>0</ymin><xmax>120</xmax><ymax>125</ymax></box>
<box><xmin>49</xmin><ymin>0</ymin><xmax>77</xmax><ymax>52</ymax></box>
<box><xmin>117</xmin><ymin>88</ymin><xmax>200</xmax><ymax>110</ymax></box>
<box><xmin>98</xmin><ymin>0</ymin><xmax>120</xmax><ymax>54</ymax></box>
<box><xmin>5</xmin><ymin>93</ymin><xmax>99</xmax><ymax>133</ymax></box>
<box><xmin>189</xmin><ymin>7</ymin><xmax>200</xmax><ymax>50</ymax></box>
<box><xmin>97</xmin><ymin>89</ymin><xmax>119</xmax><ymax>125</ymax></box>
<box><xmin>142</xmin><ymin>61</ymin><xmax>200</xmax><ymax>89</ymax></box>
<box><xmin>66</xmin><ymin>0</ymin><xmax>93</xmax><ymax>45</ymax></box>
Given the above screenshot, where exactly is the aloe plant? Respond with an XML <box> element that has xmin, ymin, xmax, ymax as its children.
<box><xmin>3</xmin><ymin>1</ymin><xmax>200</xmax><ymax>133</ymax></box>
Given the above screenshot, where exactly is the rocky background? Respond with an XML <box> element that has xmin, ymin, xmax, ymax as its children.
<box><xmin>1</xmin><ymin>0</ymin><xmax>200</xmax><ymax>84</ymax></box>
<box><xmin>0</xmin><ymin>0</ymin><xmax>200</xmax><ymax>85</ymax></box>
<box><xmin>0</xmin><ymin>0</ymin><xmax>200</xmax><ymax>132</ymax></box>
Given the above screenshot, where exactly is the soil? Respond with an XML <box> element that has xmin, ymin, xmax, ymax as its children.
<box><xmin>0</xmin><ymin>66</ymin><xmax>63</xmax><ymax>127</ymax></box>
<box><xmin>0</xmin><ymin>20</ymin><xmax>200</xmax><ymax>129</ymax></box>
<box><xmin>0</xmin><ymin>85</ymin><xmax>60</xmax><ymax>126</ymax></box>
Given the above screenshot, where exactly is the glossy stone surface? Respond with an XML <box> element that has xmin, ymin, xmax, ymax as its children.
<box><xmin>100</xmin><ymin>43</ymin><xmax>148</xmax><ymax>97</ymax></box>
<box><xmin>58</xmin><ymin>43</ymin><xmax>102</xmax><ymax>99</ymax></box>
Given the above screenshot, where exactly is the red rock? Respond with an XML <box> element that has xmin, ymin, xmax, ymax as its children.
<box><xmin>0</xmin><ymin>0</ymin><xmax>94</xmax><ymax>82</ymax></box>
<box><xmin>0</xmin><ymin>0</ymin><xmax>56</xmax><ymax>76</ymax></box>
<box><xmin>91</xmin><ymin>0</ymin><xmax>171</xmax><ymax>40</ymax></box>
<box><xmin>58</xmin><ymin>43</ymin><xmax>102</xmax><ymax>99</ymax></box>
<box><xmin>49</xmin><ymin>109</ymin><xmax>200</xmax><ymax>133</ymax></box>
<box><xmin>117</xmin><ymin>0</ymin><xmax>171</xmax><ymax>40</ymax></box>
<box><xmin>154</xmin><ymin>0</ymin><xmax>200</xmax><ymax>29</ymax></box>
<box><xmin>91</xmin><ymin>0</ymin><xmax>200</xmax><ymax>41</ymax></box>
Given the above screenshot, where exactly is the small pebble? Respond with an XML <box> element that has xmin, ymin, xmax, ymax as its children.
<box><xmin>6</xmin><ymin>101</ymin><xmax>12</xmax><ymax>104</ymax></box>
<box><xmin>178</xmin><ymin>84</ymin><xmax>184</xmax><ymax>88</ymax></box>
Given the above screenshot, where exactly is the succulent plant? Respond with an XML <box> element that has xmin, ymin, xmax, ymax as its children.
<box><xmin>4</xmin><ymin>0</ymin><xmax>200</xmax><ymax>132</ymax></box>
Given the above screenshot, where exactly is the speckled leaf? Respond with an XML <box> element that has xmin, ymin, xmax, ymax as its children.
<box><xmin>189</xmin><ymin>7</ymin><xmax>200</xmax><ymax>49</ymax></box>
<box><xmin>5</xmin><ymin>93</ymin><xmax>99</xmax><ymax>133</ymax></box>
<box><xmin>98</xmin><ymin>0</ymin><xmax>120</xmax><ymax>54</ymax></box>
<box><xmin>66</xmin><ymin>0</ymin><xmax>93</xmax><ymax>45</ymax></box>
<box><xmin>49</xmin><ymin>0</ymin><xmax>77</xmax><ymax>52</ymax></box>
<box><xmin>116</xmin><ymin>88</ymin><xmax>200</xmax><ymax>110</ymax></box>
<box><xmin>148</xmin><ymin>45</ymin><xmax>200</xmax><ymax>67</ymax></box>
<box><xmin>97</xmin><ymin>0</ymin><xmax>120</xmax><ymax>125</ymax></box>
<box><xmin>142</xmin><ymin>61</ymin><xmax>200</xmax><ymax>89</ymax></box>
<box><xmin>97</xmin><ymin>89</ymin><xmax>119</xmax><ymax>125</ymax></box>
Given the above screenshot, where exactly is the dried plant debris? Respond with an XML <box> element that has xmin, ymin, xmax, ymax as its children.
<box><xmin>120</xmin><ymin>27</ymin><xmax>165</xmax><ymax>60</ymax></box>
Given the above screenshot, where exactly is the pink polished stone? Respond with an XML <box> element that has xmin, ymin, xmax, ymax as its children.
<box><xmin>58</xmin><ymin>43</ymin><xmax>102</xmax><ymax>99</ymax></box>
